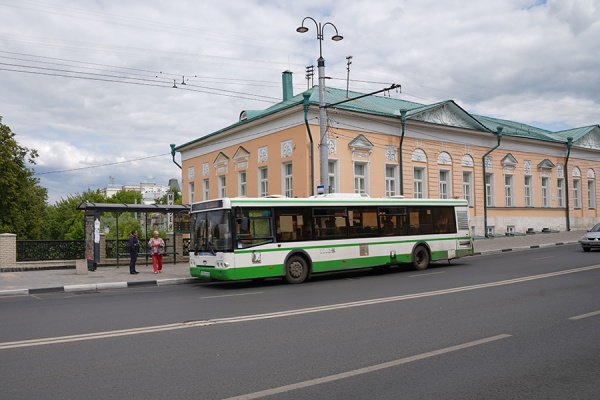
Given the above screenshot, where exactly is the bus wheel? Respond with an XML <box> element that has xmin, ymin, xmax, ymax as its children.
<box><xmin>284</xmin><ymin>255</ymin><xmax>308</xmax><ymax>284</ymax></box>
<box><xmin>412</xmin><ymin>245</ymin><xmax>430</xmax><ymax>271</ymax></box>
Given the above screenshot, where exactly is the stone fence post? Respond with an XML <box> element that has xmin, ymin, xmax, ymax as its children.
<box><xmin>0</xmin><ymin>233</ymin><xmax>17</xmax><ymax>268</ymax></box>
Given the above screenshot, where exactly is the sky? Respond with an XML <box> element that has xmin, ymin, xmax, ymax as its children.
<box><xmin>1</xmin><ymin>0</ymin><xmax>599</xmax><ymax>204</ymax></box>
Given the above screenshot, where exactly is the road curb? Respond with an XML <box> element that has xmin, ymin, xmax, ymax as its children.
<box><xmin>472</xmin><ymin>240</ymin><xmax>578</xmax><ymax>256</ymax></box>
<box><xmin>0</xmin><ymin>277</ymin><xmax>200</xmax><ymax>297</ymax></box>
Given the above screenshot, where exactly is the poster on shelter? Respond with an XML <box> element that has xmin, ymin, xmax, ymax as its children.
<box><xmin>85</xmin><ymin>214</ymin><xmax>95</xmax><ymax>261</ymax></box>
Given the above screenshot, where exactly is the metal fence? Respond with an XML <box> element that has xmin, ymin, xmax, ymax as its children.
<box><xmin>16</xmin><ymin>237</ymin><xmax>190</xmax><ymax>262</ymax></box>
<box><xmin>16</xmin><ymin>240</ymin><xmax>85</xmax><ymax>262</ymax></box>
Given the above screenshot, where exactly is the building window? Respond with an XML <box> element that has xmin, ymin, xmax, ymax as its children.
<box><xmin>506</xmin><ymin>225</ymin><xmax>515</xmax><ymax>234</ymax></box>
<box><xmin>541</xmin><ymin>177</ymin><xmax>549</xmax><ymax>208</ymax></box>
<box><xmin>413</xmin><ymin>167</ymin><xmax>425</xmax><ymax>199</ymax></box>
<box><xmin>188</xmin><ymin>182</ymin><xmax>195</xmax><ymax>204</ymax></box>
<box><xmin>504</xmin><ymin>175</ymin><xmax>514</xmax><ymax>207</ymax></box>
<box><xmin>238</xmin><ymin>171</ymin><xmax>246</xmax><ymax>197</ymax></box>
<box><xmin>385</xmin><ymin>165</ymin><xmax>398</xmax><ymax>197</ymax></box>
<box><xmin>524</xmin><ymin>175</ymin><xmax>533</xmax><ymax>207</ymax></box>
<box><xmin>573</xmin><ymin>179</ymin><xmax>580</xmax><ymax>208</ymax></box>
<box><xmin>485</xmin><ymin>173</ymin><xmax>494</xmax><ymax>206</ymax></box>
<box><xmin>487</xmin><ymin>225</ymin><xmax>495</xmax><ymax>236</ymax></box>
<box><xmin>328</xmin><ymin>160</ymin><xmax>338</xmax><ymax>193</ymax></box>
<box><xmin>557</xmin><ymin>178</ymin><xmax>564</xmax><ymax>207</ymax></box>
<box><xmin>588</xmin><ymin>180</ymin><xmax>595</xmax><ymax>209</ymax></box>
<box><xmin>218</xmin><ymin>175</ymin><xmax>226</xmax><ymax>198</ymax></box>
<box><xmin>259</xmin><ymin>167</ymin><xmax>268</xmax><ymax>197</ymax></box>
<box><xmin>462</xmin><ymin>171</ymin><xmax>473</xmax><ymax>206</ymax></box>
<box><xmin>283</xmin><ymin>163</ymin><xmax>293</xmax><ymax>198</ymax></box>
<box><xmin>354</xmin><ymin>162</ymin><xmax>368</xmax><ymax>194</ymax></box>
<box><xmin>439</xmin><ymin>170</ymin><xmax>450</xmax><ymax>199</ymax></box>
<box><xmin>203</xmin><ymin>179</ymin><xmax>209</xmax><ymax>201</ymax></box>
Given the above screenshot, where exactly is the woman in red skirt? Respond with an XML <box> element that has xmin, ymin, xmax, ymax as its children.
<box><xmin>148</xmin><ymin>231</ymin><xmax>165</xmax><ymax>274</ymax></box>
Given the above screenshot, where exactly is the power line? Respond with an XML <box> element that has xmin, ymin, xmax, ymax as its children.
<box><xmin>33</xmin><ymin>153</ymin><xmax>172</xmax><ymax>175</ymax></box>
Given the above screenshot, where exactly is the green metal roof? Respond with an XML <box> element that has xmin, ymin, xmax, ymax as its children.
<box><xmin>548</xmin><ymin>125</ymin><xmax>599</xmax><ymax>142</ymax></box>
<box><xmin>176</xmin><ymin>85</ymin><xmax>598</xmax><ymax>152</ymax></box>
<box><xmin>472</xmin><ymin>114</ymin><xmax>565</xmax><ymax>143</ymax></box>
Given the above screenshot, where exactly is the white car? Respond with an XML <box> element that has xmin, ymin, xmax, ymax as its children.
<box><xmin>579</xmin><ymin>223</ymin><xmax>600</xmax><ymax>252</ymax></box>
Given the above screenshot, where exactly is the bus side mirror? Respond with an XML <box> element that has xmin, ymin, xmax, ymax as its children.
<box><xmin>240</xmin><ymin>217</ymin><xmax>249</xmax><ymax>232</ymax></box>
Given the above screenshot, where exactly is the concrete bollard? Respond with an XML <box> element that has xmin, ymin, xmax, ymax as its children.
<box><xmin>75</xmin><ymin>259</ymin><xmax>88</xmax><ymax>275</ymax></box>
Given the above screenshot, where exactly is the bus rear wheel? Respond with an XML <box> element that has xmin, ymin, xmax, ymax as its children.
<box><xmin>412</xmin><ymin>245</ymin><xmax>430</xmax><ymax>271</ymax></box>
<box><xmin>284</xmin><ymin>255</ymin><xmax>308</xmax><ymax>284</ymax></box>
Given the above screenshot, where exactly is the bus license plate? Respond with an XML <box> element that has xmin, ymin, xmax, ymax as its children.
<box><xmin>201</xmin><ymin>271</ymin><xmax>210</xmax><ymax>277</ymax></box>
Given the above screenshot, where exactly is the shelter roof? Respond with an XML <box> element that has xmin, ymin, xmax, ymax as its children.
<box><xmin>77</xmin><ymin>202</ymin><xmax>189</xmax><ymax>213</ymax></box>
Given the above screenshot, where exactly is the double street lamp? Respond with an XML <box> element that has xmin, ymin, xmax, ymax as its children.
<box><xmin>297</xmin><ymin>17</ymin><xmax>343</xmax><ymax>194</ymax></box>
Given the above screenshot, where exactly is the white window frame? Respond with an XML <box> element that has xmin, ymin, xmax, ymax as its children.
<box><xmin>462</xmin><ymin>171</ymin><xmax>473</xmax><ymax>206</ymax></box>
<box><xmin>385</xmin><ymin>164</ymin><xmax>398</xmax><ymax>197</ymax></box>
<box><xmin>282</xmin><ymin>163</ymin><xmax>293</xmax><ymax>198</ymax></box>
<box><xmin>188</xmin><ymin>182</ymin><xmax>195</xmax><ymax>204</ymax></box>
<box><xmin>354</xmin><ymin>162</ymin><xmax>368</xmax><ymax>195</ymax></box>
<box><xmin>504</xmin><ymin>174</ymin><xmax>514</xmax><ymax>207</ymax></box>
<box><xmin>328</xmin><ymin>160</ymin><xmax>339</xmax><ymax>194</ymax></box>
<box><xmin>485</xmin><ymin>173</ymin><xmax>494</xmax><ymax>207</ymax></box>
<box><xmin>413</xmin><ymin>167</ymin><xmax>426</xmax><ymax>199</ymax></box>
<box><xmin>258</xmin><ymin>167</ymin><xmax>268</xmax><ymax>197</ymax></box>
<box><xmin>238</xmin><ymin>171</ymin><xmax>247</xmax><ymax>197</ymax></box>
<box><xmin>573</xmin><ymin>179</ymin><xmax>580</xmax><ymax>209</ymax></box>
<box><xmin>439</xmin><ymin>169</ymin><xmax>451</xmax><ymax>199</ymax></box>
<box><xmin>202</xmin><ymin>179</ymin><xmax>209</xmax><ymax>201</ymax></box>
<box><xmin>218</xmin><ymin>175</ymin><xmax>226</xmax><ymax>198</ymax></box>
<box><xmin>557</xmin><ymin>178</ymin><xmax>564</xmax><ymax>207</ymax></box>
<box><xmin>524</xmin><ymin>175</ymin><xmax>533</xmax><ymax>207</ymax></box>
<box><xmin>587</xmin><ymin>180</ymin><xmax>595</xmax><ymax>209</ymax></box>
<box><xmin>541</xmin><ymin>177</ymin><xmax>549</xmax><ymax>208</ymax></box>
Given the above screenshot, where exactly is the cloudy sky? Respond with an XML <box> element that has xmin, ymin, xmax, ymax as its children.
<box><xmin>1</xmin><ymin>0</ymin><xmax>598</xmax><ymax>204</ymax></box>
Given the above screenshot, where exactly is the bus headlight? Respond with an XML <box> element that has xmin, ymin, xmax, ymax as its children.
<box><xmin>215</xmin><ymin>261</ymin><xmax>230</xmax><ymax>269</ymax></box>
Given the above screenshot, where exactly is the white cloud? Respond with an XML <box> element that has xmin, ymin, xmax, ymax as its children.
<box><xmin>1</xmin><ymin>0</ymin><xmax>598</xmax><ymax>204</ymax></box>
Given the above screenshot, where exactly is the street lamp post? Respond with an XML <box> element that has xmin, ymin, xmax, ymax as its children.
<box><xmin>297</xmin><ymin>17</ymin><xmax>343</xmax><ymax>194</ymax></box>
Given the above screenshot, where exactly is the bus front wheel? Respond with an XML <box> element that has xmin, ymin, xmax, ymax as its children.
<box><xmin>412</xmin><ymin>245</ymin><xmax>430</xmax><ymax>271</ymax></box>
<box><xmin>284</xmin><ymin>255</ymin><xmax>309</xmax><ymax>284</ymax></box>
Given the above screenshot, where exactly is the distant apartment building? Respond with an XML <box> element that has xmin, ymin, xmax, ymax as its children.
<box><xmin>101</xmin><ymin>179</ymin><xmax>180</xmax><ymax>205</ymax></box>
<box><xmin>175</xmin><ymin>72</ymin><xmax>599</xmax><ymax>236</ymax></box>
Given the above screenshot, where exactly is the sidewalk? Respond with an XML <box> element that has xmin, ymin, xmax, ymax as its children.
<box><xmin>0</xmin><ymin>230</ymin><xmax>585</xmax><ymax>296</ymax></box>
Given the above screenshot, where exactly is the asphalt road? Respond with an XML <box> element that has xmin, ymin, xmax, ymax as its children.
<box><xmin>1</xmin><ymin>244</ymin><xmax>599</xmax><ymax>400</ymax></box>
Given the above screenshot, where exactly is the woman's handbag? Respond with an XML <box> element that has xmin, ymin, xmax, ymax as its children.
<box><xmin>157</xmin><ymin>246</ymin><xmax>166</xmax><ymax>256</ymax></box>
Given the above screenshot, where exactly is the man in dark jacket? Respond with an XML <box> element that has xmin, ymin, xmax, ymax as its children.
<box><xmin>128</xmin><ymin>229</ymin><xmax>140</xmax><ymax>274</ymax></box>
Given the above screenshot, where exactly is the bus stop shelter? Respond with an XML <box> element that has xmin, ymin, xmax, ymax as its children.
<box><xmin>77</xmin><ymin>202</ymin><xmax>190</xmax><ymax>269</ymax></box>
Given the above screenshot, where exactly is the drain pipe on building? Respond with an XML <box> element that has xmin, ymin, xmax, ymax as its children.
<box><xmin>482</xmin><ymin>127</ymin><xmax>503</xmax><ymax>237</ymax></box>
<box><xmin>564</xmin><ymin>137</ymin><xmax>573</xmax><ymax>231</ymax></box>
<box><xmin>170</xmin><ymin>144</ymin><xmax>182</xmax><ymax>169</ymax></box>
<box><xmin>398</xmin><ymin>109</ymin><xmax>407</xmax><ymax>196</ymax></box>
<box><xmin>303</xmin><ymin>92</ymin><xmax>315</xmax><ymax>196</ymax></box>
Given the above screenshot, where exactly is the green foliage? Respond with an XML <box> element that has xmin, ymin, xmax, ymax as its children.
<box><xmin>155</xmin><ymin>191</ymin><xmax>182</xmax><ymax>205</ymax></box>
<box><xmin>110</xmin><ymin>189</ymin><xmax>144</xmax><ymax>205</ymax></box>
<box><xmin>0</xmin><ymin>117</ymin><xmax>48</xmax><ymax>239</ymax></box>
<box><xmin>101</xmin><ymin>213</ymin><xmax>141</xmax><ymax>240</ymax></box>
<box><xmin>44</xmin><ymin>189</ymin><xmax>106</xmax><ymax>240</ymax></box>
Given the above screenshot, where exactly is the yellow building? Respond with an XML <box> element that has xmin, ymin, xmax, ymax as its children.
<box><xmin>175</xmin><ymin>72</ymin><xmax>599</xmax><ymax>236</ymax></box>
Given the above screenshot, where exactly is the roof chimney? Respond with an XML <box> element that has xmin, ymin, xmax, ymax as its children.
<box><xmin>282</xmin><ymin>70</ymin><xmax>293</xmax><ymax>101</ymax></box>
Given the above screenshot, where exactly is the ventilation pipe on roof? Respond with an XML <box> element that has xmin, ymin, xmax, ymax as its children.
<box><xmin>282</xmin><ymin>70</ymin><xmax>293</xmax><ymax>101</ymax></box>
<box><xmin>482</xmin><ymin>127</ymin><xmax>503</xmax><ymax>238</ymax></box>
<box><xmin>564</xmin><ymin>137</ymin><xmax>573</xmax><ymax>231</ymax></box>
<box><xmin>303</xmin><ymin>92</ymin><xmax>315</xmax><ymax>196</ymax></box>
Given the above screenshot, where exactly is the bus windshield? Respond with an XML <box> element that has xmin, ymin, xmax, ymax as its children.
<box><xmin>191</xmin><ymin>209</ymin><xmax>233</xmax><ymax>254</ymax></box>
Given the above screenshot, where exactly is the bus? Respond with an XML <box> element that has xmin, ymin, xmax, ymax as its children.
<box><xmin>188</xmin><ymin>194</ymin><xmax>473</xmax><ymax>284</ymax></box>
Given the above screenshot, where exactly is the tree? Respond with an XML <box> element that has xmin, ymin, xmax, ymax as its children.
<box><xmin>44</xmin><ymin>189</ymin><xmax>106</xmax><ymax>240</ymax></box>
<box><xmin>110</xmin><ymin>189</ymin><xmax>144</xmax><ymax>205</ymax></box>
<box><xmin>0</xmin><ymin>117</ymin><xmax>48</xmax><ymax>239</ymax></box>
<box><xmin>155</xmin><ymin>191</ymin><xmax>182</xmax><ymax>205</ymax></box>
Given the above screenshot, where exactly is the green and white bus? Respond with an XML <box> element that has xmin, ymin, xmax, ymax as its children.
<box><xmin>189</xmin><ymin>194</ymin><xmax>473</xmax><ymax>284</ymax></box>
